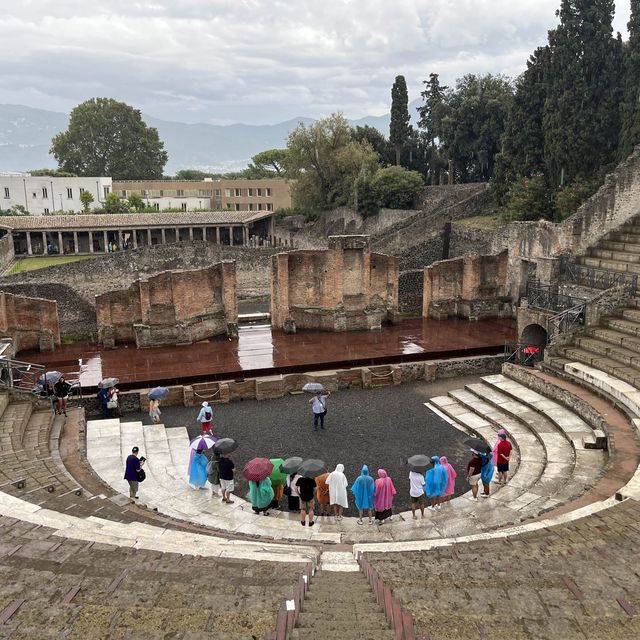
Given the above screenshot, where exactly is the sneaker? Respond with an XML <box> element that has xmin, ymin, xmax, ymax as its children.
<box><xmin>300</xmin><ymin>521</ymin><xmax>306</xmax><ymax>526</ymax></box>
<box><xmin>357</xmin><ymin>518</ymin><xmax>364</xmax><ymax>525</ymax></box>
<box><xmin>308</xmin><ymin>521</ymin><xmax>315</xmax><ymax>527</ymax></box>
<box><xmin>481</xmin><ymin>494</ymin><xmax>490</xmax><ymax>499</ymax></box>
<box><xmin>469</xmin><ymin>496</ymin><xmax>478</xmax><ymax>502</ymax></box>
<box><xmin>436</xmin><ymin>504</ymin><xmax>442</xmax><ymax>510</ymax></box>
<box><xmin>427</xmin><ymin>506</ymin><xmax>435</xmax><ymax>511</ymax></box>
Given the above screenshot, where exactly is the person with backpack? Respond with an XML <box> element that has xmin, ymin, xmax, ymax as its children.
<box><xmin>53</xmin><ymin>375</ymin><xmax>72</xmax><ymax>416</ymax></box>
<box><xmin>205</xmin><ymin>449</ymin><xmax>221</xmax><ymax>496</ymax></box>
<box><xmin>309</xmin><ymin>390</ymin><xmax>330</xmax><ymax>431</ymax></box>
<box><xmin>197</xmin><ymin>401</ymin><xmax>214</xmax><ymax>434</ymax></box>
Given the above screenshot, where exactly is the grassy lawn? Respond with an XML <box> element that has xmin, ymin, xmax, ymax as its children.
<box><xmin>6</xmin><ymin>255</ymin><xmax>97</xmax><ymax>275</ymax></box>
<box><xmin>455</xmin><ymin>214</ymin><xmax>503</xmax><ymax>230</ymax></box>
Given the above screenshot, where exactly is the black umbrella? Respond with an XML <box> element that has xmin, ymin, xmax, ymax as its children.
<box><xmin>213</xmin><ymin>438</ymin><xmax>238</xmax><ymax>454</ymax></box>
<box><xmin>407</xmin><ymin>454</ymin><xmax>431</xmax><ymax>473</ymax></box>
<box><xmin>298</xmin><ymin>459</ymin><xmax>327</xmax><ymax>477</ymax></box>
<box><xmin>280</xmin><ymin>456</ymin><xmax>303</xmax><ymax>475</ymax></box>
<box><xmin>465</xmin><ymin>438</ymin><xmax>491</xmax><ymax>454</ymax></box>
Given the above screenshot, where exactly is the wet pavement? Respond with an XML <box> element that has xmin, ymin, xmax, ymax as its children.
<box><xmin>22</xmin><ymin>317</ymin><xmax>515</xmax><ymax>389</ymax></box>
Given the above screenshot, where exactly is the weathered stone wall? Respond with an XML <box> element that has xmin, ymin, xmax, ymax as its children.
<box><xmin>0</xmin><ymin>233</ymin><xmax>15</xmax><ymax>274</ymax></box>
<box><xmin>271</xmin><ymin>235</ymin><xmax>399</xmax><ymax>332</ymax></box>
<box><xmin>96</xmin><ymin>262</ymin><xmax>237</xmax><ymax>348</ymax></box>
<box><xmin>0</xmin><ymin>242</ymin><xmax>277</xmax><ymax>338</ymax></box>
<box><xmin>0</xmin><ymin>291</ymin><xmax>60</xmax><ymax>352</ymax></box>
<box><xmin>422</xmin><ymin>251</ymin><xmax>513</xmax><ymax>320</ymax></box>
<box><xmin>398</xmin><ymin>269</ymin><xmax>424</xmax><ymax>314</ymax></box>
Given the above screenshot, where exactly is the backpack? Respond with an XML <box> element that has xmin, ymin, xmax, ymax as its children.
<box><xmin>204</xmin><ymin>410</ymin><xmax>212</xmax><ymax>421</ymax></box>
<box><xmin>206</xmin><ymin>459</ymin><xmax>218</xmax><ymax>475</ymax></box>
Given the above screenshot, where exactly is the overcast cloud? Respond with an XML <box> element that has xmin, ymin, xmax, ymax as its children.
<box><xmin>0</xmin><ymin>0</ymin><xmax>632</xmax><ymax>125</ymax></box>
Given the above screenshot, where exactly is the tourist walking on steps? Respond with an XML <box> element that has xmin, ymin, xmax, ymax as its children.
<box><xmin>296</xmin><ymin>474</ymin><xmax>316</xmax><ymax>527</ymax></box>
<box><xmin>440</xmin><ymin>456</ymin><xmax>457</xmax><ymax>503</ymax></box>
<box><xmin>425</xmin><ymin>456</ymin><xmax>449</xmax><ymax>511</ymax></box>
<box><xmin>218</xmin><ymin>452</ymin><xmax>235</xmax><ymax>504</ymax></box>
<box><xmin>149</xmin><ymin>398</ymin><xmax>161</xmax><ymax>424</ymax></box>
<box><xmin>309</xmin><ymin>389</ymin><xmax>330</xmax><ymax>431</ymax></box>
<box><xmin>249</xmin><ymin>478</ymin><xmax>274</xmax><ymax>516</ymax></box>
<box><xmin>205</xmin><ymin>450</ymin><xmax>221</xmax><ymax>496</ymax></box>
<box><xmin>315</xmin><ymin>472</ymin><xmax>330</xmax><ymax>518</ymax></box>
<box><xmin>495</xmin><ymin>432</ymin><xmax>512</xmax><ymax>485</ymax></box>
<box><xmin>467</xmin><ymin>451</ymin><xmax>482</xmax><ymax>501</ymax></box>
<box><xmin>189</xmin><ymin>449</ymin><xmax>208</xmax><ymax>489</ymax></box>
<box><xmin>124</xmin><ymin>446</ymin><xmax>144</xmax><ymax>503</ymax></box>
<box><xmin>409</xmin><ymin>468</ymin><xmax>426</xmax><ymax>519</ymax></box>
<box><xmin>328</xmin><ymin>463</ymin><xmax>349</xmax><ymax>520</ymax></box>
<box><xmin>374</xmin><ymin>469</ymin><xmax>396</xmax><ymax>524</ymax></box>
<box><xmin>479</xmin><ymin>451</ymin><xmax>494</xmax><ymax>497</ymax></box>
<box><xmin>54</xmin><ymin>375</ymin><xmax>71</xmax><ymax>416</ymax></box>
<box><xmin>286</xmin><ymin>473</ymin><xmax>301</xmax><ymax>512</ymax></box>
<box><xmin>351</xmin><ymin>464</ymin><xmax>375</xmax><ymax>524</ymax></box>
<box><xmin>492</xmin><ymin>429</ymin><xmax>507</xmax><ymax>466</ymax></box>
<box><xmin>197</xmin><ymin>401</ymin><xmax>214</xmax><ymax>434</ymax></box>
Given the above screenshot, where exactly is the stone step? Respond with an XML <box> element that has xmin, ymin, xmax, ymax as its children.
<box><xmin>619</xmin><ymin>308</ymin><xmax>640</xmax><ymax>323</ymax></box>
<box><xmin>607</xmin><ymin>230</ymin><xmax>640</xmax><ymax>244</ymax></box>
<box><xmin>296</xmin><ymin>613</ymin><xmax>389</xmax><ymax>629</ymax></box>
<box><xmin>585</xmin><ymin>326</ymin><xmax>640</xmax><ymax>354</ymax></box>
<box><xmin>574</xmin><ymin>336</ymin><xmax>640</xmax><ymax>367</ymax></box>
<box><xmin>290</xmin><ymin>630</ymin><xmax>395</xmax><ymax>640</ymax></box>
<box><xmin>588</xmin><ymin>247</ymin><xmax>640</xmax><ymax>264</ymax></box>
<box><xmin>603</xmin><ymin>316</ymin><xmax>640</xmax><ymax>338</ymax></box>
<box><xmin>576</xmin><ymin>255</ymin><xmax>640</xmax><ymax>274</ymax></box>
<box><xmin>598</xmin><ymin>240</ymin><xmax>640</xmax><ymax>254</ymax></box>
<box><xmin>560</xmin><ymin>347</ymin><xmax>640</xmax><ymax>387</ymax></box>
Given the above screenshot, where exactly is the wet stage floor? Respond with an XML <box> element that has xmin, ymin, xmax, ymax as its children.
<box><xmin>23</xmin><ymin>317</ymin><xmax>516</xmax><ymax>390</ymax></box>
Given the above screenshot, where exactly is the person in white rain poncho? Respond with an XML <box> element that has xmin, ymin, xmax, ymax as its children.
<box><xmin>327</xmin><ymin>463</ymin><xmax>348</xmax><ymax>521</ymax></box>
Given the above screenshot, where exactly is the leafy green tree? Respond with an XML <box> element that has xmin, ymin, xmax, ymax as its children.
<box><xmin>251</xmin><ymin>149</ymin><xmax>288</xmax><ymax>176</ymax></box>
<box><xmin>417</xmin><ymin>73</ymin><xmax>448</xmax><ymax>183</ymax></box>
<box><xmin>285</xmin><ymin>113</ymin><xmax>380</xmax><ymax>211</ymax></box>
<box><xmin>29</xmin><ymin>168</ymin><xmax>78</xmax><ymax>177</ymax></box>
<box><xmin>554</xmin><ymin>178</ymin><xmax>599</xmax><ymax>220</ymax></box>
<box><xmin>543</xmin><ymin>1</ymin><xmax>622</xmax><ymax>186</ymax></box>
<box><xmin>127</xmin><ymin>192</ymin><xmax>145</xmax><ymax>212</ymax></box>
<box><xmin>351</xmin><ymin>125</ymin><xmax>395</xmax><ymax>166</ymax></box>
<box><xmin>79</xmin><ymin>190</ymin><xmax>94</xmax><ymax>213</ymax></box>
<box><xmin>51</xmin><ymin>98</ymin><xmax>168</xmax><ymax>179</ymax></box>
<box><xmin>174</xmin><ymin>169</ymin><xmax>212</xmax><ymax>180</ymax></box>
<box><xmin>371</xmin><ymin>166</ymin><xmax>424</xmax><ymax>209</ymax></box>
<box><xmin>500</xmin><ymin>174</ymin><xmax>554</xmax><ymax>221</ymax></box>
<box><xmin>353</xmin><ymin>167</ymin><xmax>379</xmax><ymax>217</ymax></box>
<box><xmin>439</xmin><ymin>74</ymin><xmax>514</xmax><ymax>182</ymax></box>
<box><xmin>390</xmin><ymin>75</ymin><xmax>411</xmax><ymax>166</ymax></box>
<box><xmin>619</xmin><ymin>0</ymin><xmax>640</xmax><ymax>159</ymax></box>
<box><xmin>103</xmin><ymin>192</ymin><xmax>129</xmax><ymax>214</ymax></box>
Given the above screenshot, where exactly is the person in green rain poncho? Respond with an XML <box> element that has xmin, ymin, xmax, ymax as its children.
<box><xmin>248</xmin><ymin>478</ymin><xmax>275</xmax><ymax>516</ymax></box>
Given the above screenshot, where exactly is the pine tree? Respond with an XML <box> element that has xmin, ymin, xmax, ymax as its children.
<box><xmin>417</xmin><ymin>73</ymin><xmax>448</xmax><ymax>183</ymax></box>
<box><xmin>543</xmin><ymin>0</ymin><xmax>621</xmax><ymax>186</ymax></box>
<box><xmin>619</xmin><ymin>0</ymin><xmax>640</xmax><ymax>159</ymax></box>
<box><xmin>390</xmin><ymin>75</ymin><xmax>411</xmax><ymax>166</ymax></box>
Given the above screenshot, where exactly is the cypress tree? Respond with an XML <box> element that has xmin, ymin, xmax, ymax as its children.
<box><xmin>390</xmin><ymin>75</ymin><xmax>411</xmax><ymax>166</ymax></box>
<box><xmin>418</xmin><ymin>73</ymin><xmax>448</xmax><ymax>183</ymax></box>
<box><xmin>619</xmin><ymin>0</ymin><xmax>640</xmax><ymax>159</ymax></box>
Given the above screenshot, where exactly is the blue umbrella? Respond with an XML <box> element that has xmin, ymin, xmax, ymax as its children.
<box><xmin>148</xmin><ymin>387</ymin><xmax>169</xmax><ymax>400</ymax></box>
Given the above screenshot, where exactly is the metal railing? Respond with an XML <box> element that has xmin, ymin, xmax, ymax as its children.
<box><xmin>560</xmin><ymin>257</ymin><xmax>638</xmax><ymax>293</ymax></box>
<box><xmin>547</xmin><ymin>302</ymin><xmax>587</xmax><ymax>340</ymax></box>
<box><xmin>526</xmin><ymin>280</ymin><xmax>587</xmax><ymax>313</ymax></box>
<box><xmin>504</xmin><ymin>342</ymin><xmax>545</xmax><ymax>366</ymax></box>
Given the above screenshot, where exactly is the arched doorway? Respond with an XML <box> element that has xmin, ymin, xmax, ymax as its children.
<box><xmin>519</xmin><ymin>323</ymin><xmax>548</xmax><ymax>366</ymax></box>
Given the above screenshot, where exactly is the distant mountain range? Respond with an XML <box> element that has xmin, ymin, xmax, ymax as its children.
<box><xmin>0</xmin><ymin>102</ymin><xmax>419</xmax><ymax>175</ymax></box>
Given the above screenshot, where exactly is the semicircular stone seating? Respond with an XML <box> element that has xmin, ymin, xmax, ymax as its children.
<box><xmin>85</xmin><ymin>363</ymin><xmax>611</xmax><ymax>546</ymax></box>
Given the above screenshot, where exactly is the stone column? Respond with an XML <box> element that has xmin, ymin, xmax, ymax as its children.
<box><xmin>73</xmin><ymin>231</ymin><xmax>78</xmax><ymax>254</ymax></box>
<box><xmin>175</xmin><ymin>227</ymin><xmax>180</xmax><ymax>242</ymax></box>
<box><xmin>202</xmin><ymin>226</ymin><xmax>207</xmax><ymax>242</ymax></box>
<box><xmin>161</xmin><ymin>228</ymin><xmax>166</xmax><ymax>244</ymax></box>
<box><xmin>117</xmin><ymin>230</ymin><xmax>123</xmax><ymax>250</ymax></box>
<box><xmin>216</xmin><ymin>227</ymin><xmax>220</xmax><ymax>244</ymax></box>
<box><xmin>229</xmin><ymin>226</ymin><xmax>234</xmax><ymax>246</ymax></box>
<box><xmin>42</xmin><ymin>232</ymin><xmax>47</xmax><ymax>254</ymax></box>
<box><xmin>189</xmin><ymin>227</ymin><xmax>194</xmax><ymax>241</ymax></box>
<box><xmin>147</xmin><ymin>229</ymin><xmax>152</xmax><ymax>246</ymax></box>
<box><xmin>242</xmin><ymin>227</ymin><xmax>247</xmax><ymax>245</ymax></box>
<box><xmin>132</xmin><ymin>230</ymin><xmax>138</xmax><ymax>249</ymax></box>
<box><xmin>89</xmin><ymin>231</ymin><xmax>94</xmax><ymax>253</ymax></box>
<box><xmin>57</xmin><ymin>231</ymin><xmax>64</xmax><ymax>255</ymax></box>
<box><xmin>26</xmin><ymin>233</ymin><xmax>32</xmax><ymax>256</ymax></box>
<box><xmin>103</xmin><ymin>230</ymin><xmax>109</xmax><ymax>253</ymax></box>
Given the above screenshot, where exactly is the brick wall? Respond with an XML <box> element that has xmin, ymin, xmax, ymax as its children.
<box><xmin>96</xmin><ymin>262</ymin><xmax>237</xmax><ymax>348</ymax></box>
<box><xmin>0</xmin><ymin>291</ymin><xmax>60</xmax><ymax>352</ymax></box>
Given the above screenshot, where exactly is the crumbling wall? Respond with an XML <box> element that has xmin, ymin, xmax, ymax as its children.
<box><xmin>422</xmin><ymin>251</ymin><xmax>513</xmax><ymax>320</ymax></box>
<box><xmin>96</xmin><ymin>262</ymin><xmax>237</xmax><ymax>348</ymax></box>
<box><xmin>0</xmin><ymin>291</ymin><xmax>60</xmax><ymax>352</ymax></box>
<box><xmin>271</xmin><ymin>235</ymin><xmax>399</xmax><ymax>332</ymax></box>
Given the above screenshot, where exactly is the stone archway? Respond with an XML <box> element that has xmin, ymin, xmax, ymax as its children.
<box><xmin>520</xmin><ymin>323</ymin><xmax>548</xmax><ymax>366</ymax></box>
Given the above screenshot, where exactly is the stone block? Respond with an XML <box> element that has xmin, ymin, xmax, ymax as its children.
<box><xmin>255</xmin><ymin>376</ymin><xmax>285</xmax><ymax>401</ymax></box>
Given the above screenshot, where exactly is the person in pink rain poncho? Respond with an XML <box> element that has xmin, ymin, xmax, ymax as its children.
<box><xmin>374</xmin><ymin>469</ymin><xmax>396</xmax><ymax>525</ymax></box>
<box><xmin>439</xmin><ymin>456</ymin><xmax>457</xmax><ymax>503</ymax></box>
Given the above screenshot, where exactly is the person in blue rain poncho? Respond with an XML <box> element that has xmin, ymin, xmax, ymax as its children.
<box><xmin>189</xmin><ymin>449</ymin><xmax>208</xmax><ymax>489</ymax></box>
<box><xmin>425</xmin><ymin>456</ymin><xmax>449</xmax><ymax>511</ymax></box>
<box><xmin>351</xmin><ymin>464</ymin><xmax>375</xmax><ymax>525</ymax></box>
<box><xmin>479</xmin><ymin>451</ymin><xmax>494</xmax><ymax>498</ymax></box>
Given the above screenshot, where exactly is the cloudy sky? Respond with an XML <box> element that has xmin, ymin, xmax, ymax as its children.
<box><xmin>0</xmin><ymin>0</ymin><xmax>632</xmax><ymax>125</ymax></box>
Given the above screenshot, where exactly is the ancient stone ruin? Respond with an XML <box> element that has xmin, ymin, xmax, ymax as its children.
<box><xmin>96</xmin><ymin>262</ymin><xmax>237</xmax><ymax>348</ymax></box>
<box><xmin>422</xmin><ymin>251</ymin><xmax>512</xmax><ymax>320</ymax></box>
<box><xmin>0</xmin><ymin>291</ymin><xmax>60</xmax><ymax>352</ymax></box>
<box><xmin>270</xmin><ymin>235</ymin><xmax>399</xmax><ymax>332</ymax></box>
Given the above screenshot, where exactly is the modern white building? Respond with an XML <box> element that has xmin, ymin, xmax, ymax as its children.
<box><xmin>0</xmin><ymin>174</ymin><xmax>112</xmax><ymax>216</ymax></box>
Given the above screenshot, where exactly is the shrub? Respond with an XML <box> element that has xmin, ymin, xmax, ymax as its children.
<box><xmin>371</xmin><ymin>166</ymin><xmax>424</xmax><ymax>209</ymax></box>
<box><xmin>554</xmin><ymin>178</ymin><xmax>599</xmax><ymax>221</ymax></box>
<box><xmin>499</xmin><ymin>173</ymin><xmax>554</xmax><ymax>221</ymax></box>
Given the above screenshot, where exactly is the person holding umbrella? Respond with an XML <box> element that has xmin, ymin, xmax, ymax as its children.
<box><xmin>351</xmin><ymin>465</ymin><xmax>375</xmax><ymax>525</ymax></box>
<box><xmin>243</xmin><ymin>458</ymin><xmax>275</xmax><ymax>516</ymax></box>
<box><xmin>309</xmin><ymin>389</ymin><xmax>330</xmax><ymax>431</ymax></box>
<box><xmin>407</xmin><ymin>454</ymin><xmax>429</xmax><ymax>519</ymax></box>
<box><xmin>281</xmin><ymin>457</ymin><xmax>303</xmax><ymax>512</ymax></box>
<box><xmin>295</xmin><ymin>474</ymin><xmax>316</xmax><ymax>527</ymax></box>
<box><xmin>213</xmin><ymin>438</ymin><xmax>238</xmax><ymax>504</ymax></box>
<box><xmin>148</xmin><ymin>387</ymin><xmax>168</xmax><ymax>424</ymax></box>
<box><xmin>189</xmin><ymin>449</ymin><xmax>208</xmax><ymax>489</ymax></box>
<box><xmin>268</xmin><ymin>458</ymin><xmax>287</xmax><ymax>509</ymax></box>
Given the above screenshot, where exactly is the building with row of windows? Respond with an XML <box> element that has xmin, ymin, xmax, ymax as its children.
<box><xmin>0</xmin><ymin>175</ymin><xmax>112</xmax><ymax>215</ymax></box>
<box><xmin>112</xmin><ymin>178</ymin><xmax>292</xmax><ymax>212</ymax></box>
